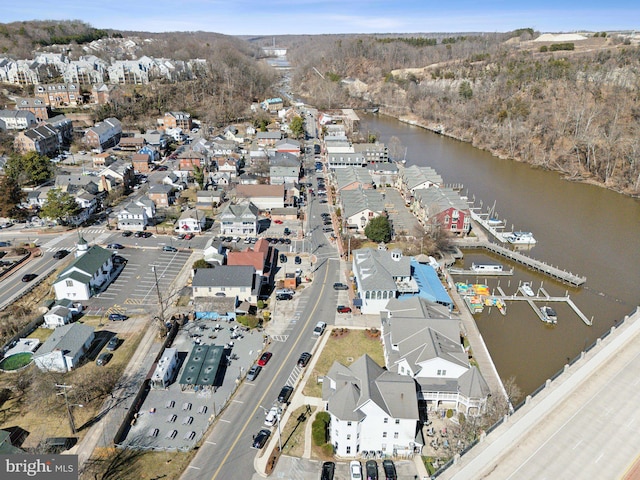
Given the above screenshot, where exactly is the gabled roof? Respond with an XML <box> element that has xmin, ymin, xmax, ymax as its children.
<box><xmin>57</xmin><ymin>245</ymin><xmax>112</xmax><ymax>280</ymax></box>
<box><xmin>335</xmin><ymin>166</ymin><xmax>374</xmax><ymax>191</ymax></box>
<box><xmin>35</xmin><ymin>323</ymin><xmax>94</xmax><ymax>358</ymax></box>
<box><xmin>414</xmin><ymin>187</ymin><xmax>469</xmax><ymax>213</ymax></box>
<box><xmin>341</xmin><ymin>187</ymin><xmax>385</xmax><ymax>219</ymax></box>
<box><xmin>323</xmin><ymin>355</ymin><xmax>418</xmax><ymax>421</ymax></box>
<box><xmin>220</xmin><ymin>201</ymin><xmax>259</xmax><ymax>220</ymax></box>
<box><xmin>458</xmin><ymin>366</ymin><xmax>491</xmax><ymax>399</ymax></box>
<box><xmin>353</xmin><ymin>247</ymin><xmax>411</xmax><ymax>292</ymax></box>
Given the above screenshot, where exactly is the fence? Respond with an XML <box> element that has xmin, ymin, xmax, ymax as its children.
<box><xmin>430</xmin><ymin>305</ymin><xmax>640</xmax><ymax>479</ymax></box>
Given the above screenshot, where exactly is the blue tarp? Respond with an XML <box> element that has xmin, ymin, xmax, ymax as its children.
<box><xmin>410</xmin><ymin>260</ymin><xmax>453</xmax><ymax>306</ymax></box>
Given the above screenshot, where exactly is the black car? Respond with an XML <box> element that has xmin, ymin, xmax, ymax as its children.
<box><xmin>109</xmin><ymin>313</ymin><xmax>128</xmax><ymax>322</ymax></box>
<box><xmin>96</xmin><ymin>352</ymin><xmax>112</xmax><ymax>366</ymax></box>
<box><xmin>53</xmin><ymin>249</ymin><xmax>69</xmax><ymax>259</ymax></box>
<box><xmin>252</xmin><ymin>429</ymin><xmax>271</xmax><ymax>449</ymax></box>
<box><xmin>333</xmin><ymin>282</ymin><xmax>349</xmax><ymax>290</ymax></box>
<box><xmin>276</xmin><ymin>293</ymin><xmax>292</xmax><ymax>301</ymax></box>
<box><xmin>121</xmin><ymin>231</ymin><xmax>133</xmax><ymax>237</ymax></box>
<box><xmin>135</xmin><ymin>231</ymin><xmax>152</xmax><ymax>238</ymax></box>
<box><xmin>366</xmin><ymin>460</ymin><xmax>379</xmax><ymax>480</ymax></box>
<box><xmin>277</xmin><ymin>385</ymin><xmax>293</xmax><ymax>404</ymax></box>
<box><xmin>294</xmin><ymin>256</ymin><xmax>301</xmax><ymax>264</ymax></box>
<box><xmin>382</xmin><ymin>460</ymin><xmax>397</xmax><ymax>480</ymax></box>
<box><xmin>107</xmin><ymin>243</ymin><xmax>124</xmax><ymax>249</ymax></box>
<box><xmin>297</xmin><ymin>352</ymin><xmax>312</xmax><ymax>367</ymax></box>
<box><xmin>279</xmin><ymin>253</ymin><xmax>287</xmax><ymax>263</ymax></box>
<box><xmin>321</xmin><ymin>461</ymin><xmax>335</xmax><ymax>480</ymax></box>
<box><xmin>21</xmin><ymin>273</ymin><xmax>37</xmax><ymax>282</ymax></box>
<box><xmin>106</xmin><ymin>337</ymin><xmax>120</xmax><ymax>351</ymax></box>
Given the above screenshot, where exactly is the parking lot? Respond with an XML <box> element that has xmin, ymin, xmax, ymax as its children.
<box><xmin>125</xmin><ymin>316</ymin><xmax>266</xmax><ymax>450</ymax></box>
<box><xmin>84</xmin><ymin>247</ymin><xmax>193</xmax><ymax>316</ymax></box>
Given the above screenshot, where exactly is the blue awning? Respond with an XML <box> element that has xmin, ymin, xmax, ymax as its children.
<box><xmin>410</xmin><ymin>260</ymin><xmax>452</xmax><ymax>306</ymax></box>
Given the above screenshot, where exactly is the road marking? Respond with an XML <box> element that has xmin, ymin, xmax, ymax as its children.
<box><xmin>219</xmin><ymin>419</ymin><xmax>231</xmax><ymax>423</ymax></box>
<box><xmin>573</xmin><ymin>439</ymin><xmax>582</xmax><ymax>450</ymax></box>
<box><xmin>595</xmin><ymin>453</ymin><xmax>604</xmax><ymax>464</ymax></box>
<box><xmin>210</xmin><ymin>259</ymin><xmax>331</xmax><ymax>480</ymax></box>
<box><xmin>205</xmin><ymin>441</ymin><xmax>216</xmax><ymax>445</ymax></box>
<box><xmin>232</xmin><ymin>400</ymin><xmax>244</xmax><ymax>404</ymax></box>
<box><xmin>187</xmin><ymin>465</ymin><xmax>201</xmax><ymax>470</ymax></box>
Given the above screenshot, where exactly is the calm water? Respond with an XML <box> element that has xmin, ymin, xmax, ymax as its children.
<box><xmin>362</xmin><ymin>114</ymin><xmax>640</xmax><ymax>394</ymax></box>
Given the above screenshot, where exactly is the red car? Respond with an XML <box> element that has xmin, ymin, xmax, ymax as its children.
<box><xmin>337</xmin><ymin>306</ymin><xmax>352</xmax><ymax>314</ymax></box>
<box><xmin>257</xmin><ymin>352</ymin><xmax>272</xmax><ymax>366</ymax></box>
<box><xmin>184</xmin><ymin>233</ymin><xmax>195</xmax><ymax>240</ymax></box>
<box><xmin>273</xmin><ymin>219</ymin><xmax>283</xmax><ymax>224</ymax></box>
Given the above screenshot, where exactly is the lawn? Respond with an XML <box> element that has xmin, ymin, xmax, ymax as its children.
<box><xmin>28</xmin><ymin>327</ymin><xmax>54</xmax><ymax>343</ymax></box>
<box><xmin>280</xmin><ymin>404</ymin><xmax>316</xmax><ymax>457</ymax></box>
<box><xmin>82</xmin><ymin>447</ymin><xmax>195</xmax><ymax>480</ymax></box>
<box><xmin>303</xmin><ymin>328</ymin><xmax>384</xmax><ymax>398</ymax></box>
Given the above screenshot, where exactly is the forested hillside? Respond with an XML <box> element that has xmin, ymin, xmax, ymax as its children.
<box><xmin>287</xmin><ymin>32</ymin><xmax>640</xmax><ymax>195</ymax></box>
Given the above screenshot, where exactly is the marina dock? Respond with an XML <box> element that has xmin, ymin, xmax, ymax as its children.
<box><xmin>449</xmin><ymin>267</ymin><xmax>514</xmax><ymax>276</ymax></box>
<box><xmin>461</xmin><ymin>242</ymin><xmax>586</xmax><ymax>287</ymax></box>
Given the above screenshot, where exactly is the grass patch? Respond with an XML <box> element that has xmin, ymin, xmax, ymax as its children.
<box><xmin>27</xmin><ymin>327</ymin><xmax>54</xmax><ymax>343</ymax></box>
<box><xmin>280</xmin><ymin>404</ymin><xmax>316</xmax><ymax>457</ymax></box>
<box><xmin>82</xmin><ymin>447</ymin><xmax>196</xmax><ymax>480</ymax></box>
<box><xmin>303</xmin><ymin>329</ymin><xmax>384</xmax><ymax>398</ymax></box>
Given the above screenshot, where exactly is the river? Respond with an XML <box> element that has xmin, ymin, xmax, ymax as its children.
<box><xmin>361</xmin><ymin>113</ymin><xmax>640</xmax><ymax>394</ymax></box>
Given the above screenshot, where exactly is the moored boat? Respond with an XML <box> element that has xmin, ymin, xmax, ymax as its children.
<box><xmin>540</xmin><ymin>305</ymin><xmax>558</xmax><ymax>324</ymax></box>
<box><xmin>506</xmin><ymin>231</ymin><xmax>537</xmax><ymax>244</ymax></box>
<box><xmin>521</xmin><ymin>282</ymin><xmax>535</xmax><ymax>297</ymax></box>
<box><xmin>472</xmin><ymin>263</ymin><xmax>503</xmax><ymax>273</ymax></box>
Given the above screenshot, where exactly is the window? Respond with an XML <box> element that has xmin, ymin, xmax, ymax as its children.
<box><xmin>66</xmin><ymin>280</ymin><xmax>73</xmax><ymax>287</ymax></box>
<box><xmin>383</xmin><ymin>418</ymin><xmax>388</xmax><ymax>424</ymax></box>
<box><xmin>382</xmin><ymin>432</ymin><xmax>387</xmax><ymax>438</ymax></box>
<box><xmin>347</xmin><ymin>422</ymin><xmax>352</xmax><ymax>426</ymax></box>
<box><xmin>346</xmin><ymin>446</ymin><xmax>351</xmax><ymax>454</ymax></box>
<box><xmin>394</xmin><ymin>432</ymin><xmax>399</xmax><ymax>439</ymax></box>
<box><xmin>395</xmin><ymin>419</ymin><xmax>400</xmax><ymax>424</ymax></box>
<box><xmin>347</xmin><ymin>434</ymin><xmax>351</xmax><ymax>440</ymax></box>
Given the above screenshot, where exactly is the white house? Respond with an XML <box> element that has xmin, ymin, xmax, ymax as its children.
<box><xmin>53</xmin><ymin>238</ymin><xmax>115</xmax><ymax>301</ymax></box>
<box><xmin>117</xmin><ymin>202</ymin><xmax>149</xmax><ymax>231</ymax></box>
<box><xmin>33</xmin><ymin>323</ymin><xmax>95</xmax><ymax>372</ymax></box>
<box><xmin>322</xmin><ymin>354</ymin><xmax>421</xmax><ymax>457</ymax></box>
<box><xmin>219</xmin><ymin>201</ymin><xmax>259</xmax><ymax>236</ymax></box>
<box><xmin>381</xmin><ymin>297</ymin><xmax>490</xmax><ymax>416</ymax></box>
<box><xmin>176</xmin><ymin>208</ymin><xmax>206</xmax><ymax>233</ymax></box>
<box><xmin>351</xmin><ymin>247</ymin><xmax>418</xmax><ymax>314</ymax></box>
<box><xmin>340</xmin><ymin>188</ymin><xmax>386</xmax><ymax>234</ymax></box>
<box><xmin>192</xmin><ymin>266</ymin><xmax>261</xmax><ymax>305</ymax></box>
<box><xmin>43</xmin><ymin>299</ymin><xmax>82</xmax><ymax>328</ymax></box>
<box><xmin>235</xmin><ymin>184</ymin><xmax>285</xmax><ymax>211</ymax></box>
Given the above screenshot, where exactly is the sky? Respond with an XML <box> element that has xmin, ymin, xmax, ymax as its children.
<box><xmin>1</xmin><ymin>1</ymin><xmax>638</xmax><ymax>36</ymax></box>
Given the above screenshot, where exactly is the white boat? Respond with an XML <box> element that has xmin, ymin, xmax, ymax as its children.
<box><xmin>521</xmin><ymin>282</ymin><xmax>535</xmax><ymax>297</ymax></box>
<box><xmin>472</xmin><ymin>263</ymin><xmax>503</xmax><ymax>273</ymax></box>
<box><xmin>487</xmin><ymin>218</ymin><xmax>503</xmax><ymax>226</ymax></box>
<box><xmin>506</xmin><ymin>231</ymin><xmax>537</xmax><ymax>244</ymax></box>
<box><xmin>540</xmin><ymin>306</ymin><xmax>558</xmax><ymax>324</ymax></box>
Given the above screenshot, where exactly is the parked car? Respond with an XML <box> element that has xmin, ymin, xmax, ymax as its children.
<box><xmin>106</xmin><ymin>337</ymin><xmax>120</xmax><ymax>351</ymax></box>
<box><xmin>313</xmin><ymin>321</ymin><xmax>327</xmax><ymax>336</ymax></box>
<box><xmin>163</xmin><ymin>245</ymin><xmax>178</xmax><ymax>252</ymax></box>
<box><xmin>246</xmin><ymin>365</ymin><xmax>262</xmax><ymax>381</ymax></box>
<box><xmin>264</xmin><ymin>406</ymin><xmax>282</xmax><ymax>427</ymax></box>
<box><xmin>257</xmin><ymin>352</ymin><xmax>272</xmax><ymax>366</ymax></box>
<box><xmin>252</xmin><ymin>429</ymin><xmax>271</xmax><ymax>449</ymax></box>
<box><xmin>184</xmin><ymin>233</ymin><xmax>195</xmax><ymax>240</ymax></box>
<box><xmin>350</xmin><ymin>460</ymin><xmax>363</xmax><ymax>480</ymax></box>
<box><xmin>273</xmin><ymin>219</ymin><xmax>283</xmax><ymax>224</ymax></box>
<box><xmin>107</xmin><ymin>243</ymin><xmax>124</xmax><ymax>249</ymax></box>
<box><xmin>96</xmin><ymin>352</ymin><xmax>112</xmax><ymax>366</ymax></box>
<box><xmin>276</xmin><ymin>293</ymin><xmax>292</xmax><ymax>301</ymax></box>
<box><xmin>366</xmin><ymin>460</ymin><xmax>379</xmax><ymax>480</ymax></box>
<box><xmin>121</xmin><ymin>230</ymin><xmax>133</xmax><ymax>237</ymax></box>
<box><xmin>134</xmin><ymin>231</ymin><xmax>152</xmax><ymax>238</ymax></box>
<box><xmin>297</xmin><ymin>352</ymin><xmax>312</xmax><ymax>367</ymax></box>
<box><xmin>109</xmin><ymin>313</ymin><xmax>128</xmax><ymax>322</ymax></box>
<box><xmin>279</xmin><ymin>253</ymin><xmax>287</xmax><ymax>263</ymax></box>
<box><xmin>53</xmin><ymin>249</ymin><xmax>69</xmax><ymax>259</ymax></box>
<box><xmin>283</xmin><ymin>227</ymin><xmax>290</xmax><ymax>236</ymax></box>
<box><xmin>333</xmin><ymin>282</ymin><xmax>348</xmax><ymax>290</ymax></box>
<box><xmin>382</xmin><ymin>460</ymin><xmax>397</xmax><ymax>480</ymax></box>
<box><xmin>21</xmin><ymin>273</ymin><xmax>37</xmax><ymax>282</ymax></box>
<box><xmin>277</xmin><ymin>385</ymin><xmax>293</xmax><ymax>404</ymax></box>
<box><xmin>294</xmin><ymin>256</ymin><xmax>301</xmax><ymax>264</ymax></box>
<box><xmin>321</xmin><ymin>461</ymin><xmax>336</xmax><ymax>480</ymax></box>
<box><xmin>337</xmin><ymin>305</ymin><xmax>352</xmax><ymax>314</ymax></box>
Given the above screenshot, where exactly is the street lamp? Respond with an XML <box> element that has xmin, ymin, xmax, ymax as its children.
<box><xmin>56</xmin><ymin>384</ymin><xmax>83</xmax><ymax>434</ymax></box>
<box><xmin>151</xmin><ymin>266</ymin><xmax>166</xmax><ymax>326</ymax></box>
<box><xmin>259</xmin><ymin>405</ymin><xmax>282</xmax><ymax>452</ymax></box>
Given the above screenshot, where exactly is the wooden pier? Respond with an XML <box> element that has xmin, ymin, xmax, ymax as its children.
<box><xmin>460</xmin><ymin>242</ymin><xmax>586</xmax><ymax>287</ymax></box>
<box><xmin>449</xmin><ymin>267</ymin><xmax>514</xmax><ymax>276</ymax></box>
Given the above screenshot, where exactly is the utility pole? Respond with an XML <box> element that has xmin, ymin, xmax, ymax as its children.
<box><xmin>56</xmin><ymin>384</ymin><xmax>80</xmax><ymax>434</ymax></box>
<box><xmin>151</xmin><ymin>266</ymin><xmax>166</xmax><ymax>326</ymax></box>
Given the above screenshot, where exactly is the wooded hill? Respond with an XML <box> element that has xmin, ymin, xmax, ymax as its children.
<box><xmin>286</xmin><ymin>31</ymin><xmax>640</xmax><ymax>196</ymax></box>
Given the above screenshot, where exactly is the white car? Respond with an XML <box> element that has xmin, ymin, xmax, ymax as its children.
<box><xmin>264</xmin><ymin>406</ymin><xmax>282</xmax><ymax>427</ymax></box>
<box><xmin>350</xmin><ymin>461</ymin><xmax>362</xmax><ymax>480</ymax></box>
<box><xmin>313</xmin><ymin>321</ymin><xmax>327</xmax><ymax>336</ymax></box>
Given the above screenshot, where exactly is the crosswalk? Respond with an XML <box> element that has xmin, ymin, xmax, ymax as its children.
<box><xmin>43</xmin><ymin>246</ymin><xmax>77</xmax><ymax>253</ymax></box>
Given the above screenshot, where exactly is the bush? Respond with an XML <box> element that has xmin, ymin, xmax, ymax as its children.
<box><xmin>321</xmin><ymin>443</ymin><xmax>334</xmax><ymax>456</ymax></box>
<box><xmin>257</xmin><ymin>300</ymin><xmax>266</xmax><ymax>309</ymax></box>
<box><xmin>446</xmin><ymin>409</ymin><xmax>454</xmax><ymax>418</ymax></box>
<box><xmin>236</xmin><ymin>315</ymin><xmax>259</xmax><ymax>328</ymax></box>
<box><xmin>312</xmin><ymin>419</ymin><xmax>327</xmax><ymax>445</ymax></box>
<box><xmin>539</xmin><ymin>45</ymin><xmax>548</xmax><ymax>52</ymax></box>
<box><xmin>316</xmin><ymin>411</ymin><xmax>330</xmax><ymax>423</ymax></box>
<box><xmin>549</xmin><ymin>42</ymin><xmax>574</xmax><ymax>51</ymax></box>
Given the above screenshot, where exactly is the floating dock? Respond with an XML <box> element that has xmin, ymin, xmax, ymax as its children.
<box><xmin>449</xmin><ymin>267</ymin><xmax>514</xmax><ymax>276</ymax></box>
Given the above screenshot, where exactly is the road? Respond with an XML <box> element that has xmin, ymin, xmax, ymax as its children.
<box><xmin>180</xmin><ymin>148</ymin><xmax>342</xmax><ymax>480</ymax></box>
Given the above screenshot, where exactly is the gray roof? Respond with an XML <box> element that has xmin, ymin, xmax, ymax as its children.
<box><xmin>335</xmin><ymin>166</ymin><xmax>373</xmax><ymax>191</ymax></box>
<box><xmin>399</xmin><ymin>165</ymin><xmax>443</xmax><ymax>190</ymax></box>
<box><xmin>323</xmin><ymin>354</ymin><xmax>418</xmax><ymax>421</ymax></box>
<box><xmin>458</xmin><ymin>366</ymin><xmax>491</xmax><ymax>399</ymax></box>
<box><xmin>340</xmin><ymin>188</ymin><xmax>386</xmax><ymax>219</ymax></box>
<box><xmin>270</xmin><ymin>152</ymin><xmax>300</xmax><ymax>167</ymax></box>
<box><xmin>383</xmin><ymin>296</ymin><xmax>452</xmax><ymax>319</ymax></box>
<box><xmin>149</xmin><ymin>184</ymin><xmax>173</xmax><ymax>195</ymax></box>
<box><xmin>353</xmin><ymin>248</ymin><xmax>411</xmax><ymax>292</ymax></box>
<box><xmin>414</xmin><ymin>187</ymin><xmax>469</xmax><ymax>213</ymax></box>
<box><xmin>192</xmin><ymin>266</ymin><xmax>256</xmax><ymax>288</ymax></box>
<box><xmin>220</xmin><ymin>201</ymin><xmax>258</xmax><ymax>221</ymax></box>
<box><xmin>35</xmin><ymin>323</ymin><xmax>94</xmax><ymax>357</ymax></box>
<box><xmin>89</xmin><ymin>117</ymin><xmax>121</xmax><ymax>137</ymax></box>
